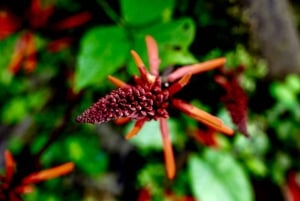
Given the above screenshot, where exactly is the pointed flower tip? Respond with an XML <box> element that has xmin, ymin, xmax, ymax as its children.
<box><xmin>168</xmin><ymin>73</ymin><xmax>192</xmax><ymax>95</ymax></box>
<box><xmin>172</xmin><ymin>99</ymin><xmax>234</xmax><ymax>135</ymax></box>
<box><xmin>179</xmin><ymin>73</ymin><xmax>192</xmax><ymax>85</ymax></box>
<box><xmin>131</xmin><ymin>50</ymin><xmax>146</xmax><ymax>69</ymax></box>
<box><xmin>145</xmin><ymin>35</ymin><xmax>154</xmax><ymax>41</ymax></box>
<box><xmin>191</xmin><ymin>57</ymin><xmax>226</xmax><ymax>74</ymax></box>
<box><xmin>159</xmin><ymin>118</ymin><xmax>176</xmax><ymax>180</ymax></box>
<box><xmin>221</xmin><ymin>125</ymin><xmax>235</xmax><ymax>136</ymax></box>
<box><xmin>5</xmin><ymin>150</ymin><xmax>15</xmax><ymax>182</ymax></box>
<box><xmin>107</xmin><ymin>75</ymin><xmax>129</xmax><ymax>88</ymax></box>
<box><xmin>167</xmin><ymin>166</ymin><xmax>176</xmax><ymax>179</ymax></box>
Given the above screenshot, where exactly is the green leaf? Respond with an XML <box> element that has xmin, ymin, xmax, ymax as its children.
<box><xmin>64</xmin><ymin>135</ymin><xmax>108</xmax><ymax>175</ymax></box>
<box><xmin>270</xmin><ymin>82</ymin><xmax>297</xmax><ymax>107</ymax></box>
<box><xmin>128</xmin><ymin>18</ymin><xmax>197</xmax><ymax>74</ymax></box>
<box><xmin>0</xmin><ymin>35</ymin><xmax>19</xmax><ymax>85</ymax></box>
<box><xmin>126</xmin><ymin>119</ymin><xmax>181</xmax><ymax>153</ymax></box>
<box><xmin>286</xmin><ymin>74</ymin><xmax>300</xmax><ymax>93</ymax></box>
<box><xmin>75</xmin><ymin>26</ymin><xmax>130</xmax><ymax>91</ymax></box>
<box><xmin>121</xmin><ymin>0</ymin><xmax>175</xmax><ymax>25</ymax></box>
<box><xmin>1</xmin><ymin>97</ymin><xmax>28</xmax><ymax>124</ymax></box>
<box><xmin>188</xmin><ymin>149</ymin><xmax>253</xmax><ymax>201</ymax></box>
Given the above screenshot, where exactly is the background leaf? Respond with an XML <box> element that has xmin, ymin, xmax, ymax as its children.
<box><xmin>75</xmin><ymin>26</ymin><xmax>130</xmax><ymax>91</ymax></box>
<box><xmin>120</xmin><ymin>0</ymin><xmax>175</xmax><ymax>25</ymax></box>
<box><xmin>188</xmin><ymin>149</ymin><xmax>253</xmax><ymax>201</ymax></box>
<box><xmin>126</xmin><ymin>119</ymin><xmax>182</xmax><ymax>153</ymax></box>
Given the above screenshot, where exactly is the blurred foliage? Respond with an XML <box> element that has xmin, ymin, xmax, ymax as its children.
<box><xmin>1</xmin><ymin>0</ymin><xmax>300</xmax><ymax>201</ymax></box>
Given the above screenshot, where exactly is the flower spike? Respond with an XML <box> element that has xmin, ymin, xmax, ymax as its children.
<box><xmin>77</xmin><ymin>35</ymin><xmax>236</xmax><ymax>179</ymax></box>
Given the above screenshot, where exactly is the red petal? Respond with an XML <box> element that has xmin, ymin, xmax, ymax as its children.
<box><xmin>29</xmin><ymin>0</ymin><xmax>55</xmax><ymax>28</ymax></box>
<box><xmin>125</xmin><ymin>119</ymin><xmax>145</xmax><ymax>139</ymax></box>
<box><xmin>107</xmin><ymin>75</ymin><xmax>130</xmax><ymax>88</ymax></box>
<box><xmin>159</xmin><ymin>118</ymin><xmax>176</xmax><ymax>179</ymax></box>
<box><xmin>172</xmin><ymin>99</ymin><xmax>234</xmax><ymax>135</ymax></box>
<box><xmin>0</xmin><ymin>10</ymin><xmax>20</xmax><ymax>39</ymax></box>
<box><xmin>189</xmin><ymin>128</ymin><xmax>219</xmax><ymax>147</ymax></box>
<box><xmin>8</xmin><ymin>34</ymin><xmax>28</xmax><ymax>74</ymax></box>
<box><xmin>4</xmin><ymin>150</ymin><xmax>16</xmax><ymax>184</ymax></box>
<box><xmin>47</xmin><ymin>37</ymin><xmax>73</xmax><ymax>52</ymax></box>
<box><xmin>137</xmin><ymin>188</ymin><xmax>152</xmax><ymax>201</ymax></box>
<box><xmin>22</xmin><ymin>162</ymin><xmax>74</xmax><ymax>184</ymax></box>
<box><xmin>145</xmin><ymin>35</ymin><xmax>160</xmax><ymax>76</ymax></box>
<box><xmin>167</xmin><ymin>73</ymin><xmax>191</xmax><ymax>96</ymax></box>
<box><xmin>9</xmin><ymin>193</ymin><xmax>23</xmax><ymax>201</ymax></box>
<box><xmin>14</xmin><ymin>185</ymin><xmax>35</xmax><ymax>194</ymax></box>
<box><xmin>52</xmin><ymin>12</ymin><xmax>91</xmax><ymax>31</ymax></box>
<box><xmin>130</xmin><ymin>50</ymin><xmax>155</xmax><ymax>84</ymax></box>
<box><xmin>286</xmin><ymin>171</ymin><xmax>300</xmax><ymax>201</ymax></box>
<box><xmin>114</xmin><ymin>117</ymin><xmax>131</xmax><ymax>125</ymax></box>
<box><xmin>167</xmin><ymin>58</ymin><xmax>226</xmax><ymax>82</ymax></box>
<box><xmin>23</xmin><ymin>32</ymin><xmax>37</xmax><ymax>73</ymax></box>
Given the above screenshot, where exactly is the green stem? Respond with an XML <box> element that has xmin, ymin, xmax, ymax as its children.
<box><xmin>97</xmin><ymin>0</ymin><xmax>126</xmax><ymax>27</ymax></box>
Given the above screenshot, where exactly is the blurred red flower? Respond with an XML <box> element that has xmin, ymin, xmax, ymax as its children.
<box><xmin>0</xmin><ymin>0</ymin><xmax>91</xmax><ymax>74</ymax></box>
<box><xmin>0</xmin><ymin>150</ymin><xmax>74</xmax><ymax>201</ymax></box>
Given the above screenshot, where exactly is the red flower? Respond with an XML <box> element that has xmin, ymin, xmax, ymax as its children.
<box><xmin>76</xmin><ymin>35</ymin><xmax>234</xmax><ymax>179</ymax></box>
<box><xmin>188</xmin><ymin>127</ymin><xmax>219</xmax><ymax>147</ymax></box>
<box><xmin>137</xmin><ymin>188</ymin><xmax>196</xmax><ymax>201</ymax></box>
<box><xmin>215</xmin><ymin>65</ymin><xmax>249</xmax><ymax>137</ymax></box>
<box><xmin>0</xmin><ymin>150</ymin><xmax>74</xmax><ymax>201</ymax></box>
<box><xmin>285</xmin><ymin>171</ymin><xmax>300</xmax><ymax>201</ymax></box>
<box><xmin>0</xmin><ymin>0</ymin><xmax>91</xmax><ymax>74</ymax></box>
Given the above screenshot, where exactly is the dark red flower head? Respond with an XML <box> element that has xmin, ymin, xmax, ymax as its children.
<box><xmin>76</xmin><ymin>35</ymin><xmax>234</xmax><ymax>179</ymax></box>
<box><xmin>76</xmin><ymin>78</ymin><xmax>169</xmax><ymax>124</ymax></box>
<box><xmin>215</xmin><ymin>65</ymin><xmax>249</xmax><ymax>137</ymax></box>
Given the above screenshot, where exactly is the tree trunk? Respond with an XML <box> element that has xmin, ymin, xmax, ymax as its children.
<box><xmin>245</xmin><ymin>0</ymin><xmax>300</xmax><ymax>79</ymax></box>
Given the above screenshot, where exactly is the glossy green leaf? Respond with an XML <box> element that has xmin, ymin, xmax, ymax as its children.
<box><xmin>75</xmin><ymin>26</ymin><xmax>130</xmax><ymax>91</ymax></box>
<box><xmin>121</xmin><ymin>0</ymin><xmax>174</xmax><ymax>25</ymax></box>
<box><xmin>188</xmin><ymin>149</ymin><xmax>253</xmax><ymax>201</ymax></box>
